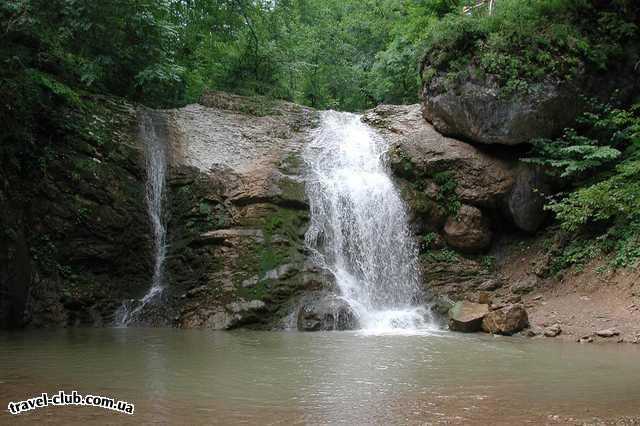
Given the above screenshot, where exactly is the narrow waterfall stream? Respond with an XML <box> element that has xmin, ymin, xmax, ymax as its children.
<box><xmin>115</xmin><ymin>110</ymin><xmax>168</xmax><ymax>326</ymax></box>
<box><xmin>304</xmin><ymin>111</ymin><xmax>433</xmax><ymax>332</ymax></box>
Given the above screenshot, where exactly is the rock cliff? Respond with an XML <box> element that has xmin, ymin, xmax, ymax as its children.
<box><xmin>161</xmin><ymin>92</ymin><xmax>321</xmax><ymax>329</ymax></box>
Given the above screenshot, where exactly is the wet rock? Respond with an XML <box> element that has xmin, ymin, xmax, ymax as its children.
<box><xmin>596</xmin><ymin>328</ymin><xmax>620</xmax><ymax>338</ymax></box>
<box><xmin>429</xmin><ymin>294</ymin><xmax>455</xmax><ymax>317</ymax></box>
<box><xmin>481</xmin><ymin>304</ymin><xmax>529</xmax><ymax>335</ymax></box>
<box><xmin>526</xmin><ymin>328</ymin><xmax>541</xmax><ymax>337</ymax></box>
<box><xmin>448</xmin><ymin>301</ymin><xmax>489</xmax><ymax>333</ymax></box>
<box><xmin>297</xmin><ymin>292</ymin><xmax>358</xmax><ymax>331</ymax></box>
<box><xmin>166</xmin><ymin>93</ymin><xmax>318</xmax><ymax>330</ymax></box>
<box><xmin>443</xmin><ymin>205</ymin><xmax>492</xmax><ymax>253</ymax></box>
<box><xmin>544</xmin><ymin>324</ymin><xmax>562</xmax><ymax>337</ymax></box>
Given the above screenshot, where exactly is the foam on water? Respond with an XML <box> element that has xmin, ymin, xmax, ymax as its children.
<box><xmin>115</xmin><ymin>110</ymin><xmax>168</xmax><ymax>326</ymax></box>
<box><xmin>304</xmin><ymin>111</ymin><xmax>435</xmax><ymax>334</ymax></box>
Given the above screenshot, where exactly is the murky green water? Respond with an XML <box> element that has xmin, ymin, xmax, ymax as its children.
<box><xmin>1</xmin><ymin>328</ymin><xmax>639</xmax><ymax>424</ymax></box>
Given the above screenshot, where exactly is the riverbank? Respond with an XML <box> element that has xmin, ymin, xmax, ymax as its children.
<box><xmin>495</xmin><ymin>232</ymin><xmax>640</xmax><ymax>345</ymax></box>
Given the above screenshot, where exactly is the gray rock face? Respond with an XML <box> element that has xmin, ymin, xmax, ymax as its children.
<box><xmin>481</xmin><ymin>304</ymin><xmax>529</xmax><ymax>335</ymax></box>
<box><xmin>443</xmin><ymin>205</ymin><xmax>492</xmax><ymax>253</ymax></box>
<box><xmin>596</xmin><ymin>328</ymin><xmax>620</xmax><ymax>338</ymax></box>
<box><xmin>162</xmin><ymin>92</ymin><xmax>320</xmax><ymax>329</ymax></box>
<box><xmin>512</xmin><ymin>276</ymin><xmax>538</xmax><ymax>295</ymax></box>
<box><xmin>422</xmin><ymin>76</ymin><xmax>579</xmax><ymax>146</ymax></box>
<box><xmin>506</xmin><ymin>165</ymin><xmax>550</xmax><ymax>232</ymax></box>
<box><xmin>421</xmin><ymin>55</ymin><xmax>639</xmax><ymax>147</ymax></box>
<box><xmin>448</xmin><ymin>300</ymin><xmax>489</xmax><ymax>333</ymax></box>
<box><xmin>544</xmin><ymin>324</ymin><xmax>562</xmax><ymax>337</ymax></box>
<box><xmin>363</xmin><ymin>104</ymin><xmax>548</xmax><ymax>234</ymax></box>
<box><xmin>297</xmin><ymin>292</ymin><xmax>358</xmax><ymax>331</ymax></box>
<box><xmin>365</xmin><ymin>104</ymin><xmax>515</xmax><ymax>209</ymax></box>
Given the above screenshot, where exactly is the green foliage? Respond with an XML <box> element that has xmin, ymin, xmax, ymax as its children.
<box><xmin>422</xmin><ymin>0</ymin><xmax>639</xmax><ymax>95</ymax></box>
<box><xmin>481</xmin><ymin>255</ymin><xmax>495</xmax><ymax>273</ymax></box>
<box><xmin>1</xmin><ymin>0</ymin><xmax>186</xmax><ymax>185</ymax></box>
<box><xmin>527</xmin><ymin>101</ymin><xmax>640</xmax><ymax>269</ymax></box>
<box><xmin>433</xmin><ymin>171</ymin><xmax>461</xmax><ymax>216</ymax></box>
<box><xmin>422</xmin><ymin>248</ymin><xmax>459</xmax><ymax>263</ymax></box>
<box><xmin>525</xmin><ymin>101</ymin><xmax>639</xmax><ymax>178</ymax></box>
<box><xmin>550</xmin><ymin>237</ymin><xmax>601</xmax><ymax>274</ymax></box>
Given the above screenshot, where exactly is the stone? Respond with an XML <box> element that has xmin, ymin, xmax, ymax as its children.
<box><xmin>578</xmin><ymin>335</ymin><xmax>594</xmax><ymax>343</ymax></box>
<box><xmin>596</xmin><ymin>328</ymin><xmax>620</xmax><ymax>338</ymax></box>
<box><xmin>226</xmin><ymin>300</ymin><xmax>266</xmax><ymax>314</ymax></box>
<box><xmin>478</xmin><ymin>291</ymin><xmax>492</xmax><ymax>305</ymax></box>
<box><xmin>420</xmin><ymin>59</ymin><xmax>639</xmax><ymax>147</ymax></box>
<box><xmin>544</xmin><ymin>324</ymin><xmax>562</xmax><ymax>337</ymax></box>
<box><xmin>297</xmin><ymin>292</ymin><xmax>358</xmax><ymax>331</ymax></box>
<box><xmin>164</xmin><ymin>92</ymin><xmax>318</xmax><ymax>330</ymax></box>
<box><xmin>506</xmin><ymin>165</ymin><xmax>550</xmax><ymax>233</ymax></box>
<box><xmin>365</xmin><ymin>105</ymin><xmax>515</xmax><ymax>209</ymax></box>
<box><xmin>422</xmin><ymin>75</ymin><xmax>580</xmax><ymax>146</ymax></box>
<box><xmin>481</xmin><ymin>304</ymin><xmax>529</xmax><ymax>335</ymax></box>
<box><xmin>364</xmin><ymin>103</ymin><xmax>551</xmax><ymax>233</ymax></box>
<box><xmin>448</xmin><ymin>301</ymin><xmax>489</xmax><ymax>333</ymax></box>
<box><xmin>428</xmin><ymin>294</ymin><xmax>455</xmax><ymax>317</ymax></box>
<box><xmin>512</xmin><ymin>276</ymin><xmax>538</xmax><ymax>294</ymax></box>
<box><xmin>478</xmin><ymin>279</ymin><xmax>502</xmax><ymax>291</ymax></box>
<box><xmin>443</xmin><ymin>205</ymin><xmax>492</xmax><ymax>253</ymax></box>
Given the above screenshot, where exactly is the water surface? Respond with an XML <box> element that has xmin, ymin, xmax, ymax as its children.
<box><xmin>1</xmin><ymin>329</ymin><xmax>639</xmax><ymax>424</ymax></box>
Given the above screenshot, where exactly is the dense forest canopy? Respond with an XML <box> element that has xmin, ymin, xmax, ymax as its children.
<box><xmin>1</xmin><ymin>0</ymin><xmax>639</xmax><ymax>268</ymax></box>
<box><xmin>1</xmin><ymin>0</ymin><xmax>463</xmax><ymax>113</ymax></box>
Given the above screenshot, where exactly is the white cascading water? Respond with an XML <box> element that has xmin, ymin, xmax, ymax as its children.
<box><xmin>304</xmin><ymin>111</ymin><xmax>433</xmax><ymax>333</ymax></box>
<box><xmin>115</xmin><ymin>111</ymin><xmax>168</xmax><ymax>326</ymax></box>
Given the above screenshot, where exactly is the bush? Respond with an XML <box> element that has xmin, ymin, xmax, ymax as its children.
<box><xmin>421</xmin><ymin>0</ymin><xmax>639</xmax><ymax>95</ymax></box>
<box><xmin>526</xmin><ymin>100</ymin><xmax>640</xmax><ymax>267</ymax></box>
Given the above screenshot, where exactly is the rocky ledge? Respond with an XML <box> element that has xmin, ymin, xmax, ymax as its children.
<box><xmin>159</xmin><ymin>92</ymin><xmax>324</xmax><ymax>329</ymax></box>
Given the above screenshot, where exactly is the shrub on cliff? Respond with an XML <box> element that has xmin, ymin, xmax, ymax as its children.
<box><xmin>421</xmin><ymin>0</ymin><xmax>639</xmax><ymax>95</ymax></box>
<box><xmin>526</xmin><ymin>101</ymin><xmax>640</xmax><ymax>267</ymax></box>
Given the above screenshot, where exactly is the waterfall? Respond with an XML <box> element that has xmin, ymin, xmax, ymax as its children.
<box><xmin>115</xmin><ymin>110</ymin><xmax>168</xmax><ymax>326</ymax></box>
<box><xmin>304</xmin><ymin>111</ymin><xmax>432</xmax><ymax>332</ymax></box>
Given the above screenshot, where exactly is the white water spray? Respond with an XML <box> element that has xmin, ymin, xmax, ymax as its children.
<box><xmin>304</xmin><ymin>111</ymin><xmax>433</xmax><ymax>333</ymax></box>
<box><xmin>115</xmin><ymin>110</ymin><xmax>168</xmax><ymax>326</ymax></box>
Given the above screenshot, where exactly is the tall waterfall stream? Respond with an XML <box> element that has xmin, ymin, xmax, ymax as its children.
<box><xmin>115</xmin><ymin>110</ymin><xmax>168</xmax><ymax>326</ymax></box>
<box><xmin>304</xmin><ymin>111</ymin><xmax>433</xmax><ymax>332</ymax></box>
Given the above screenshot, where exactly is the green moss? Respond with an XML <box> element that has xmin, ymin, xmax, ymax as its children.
<box><xmin>432</xmin><ymin>171</ymin><xmax>460</xmax><ymax>217</ymax></box>
<box><xmin>232</xmin><ymin>206</ymin><xmax>307</xmax><ymax>294</ymax></box>
<box><xmin>422</xmin><ymin>248</ymin><xmax>459</xmax><ymax>264</ymax></box>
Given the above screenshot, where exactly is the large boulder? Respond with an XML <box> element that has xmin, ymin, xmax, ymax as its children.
<box><xmin>365</xmin><ymin>104</ymin><xmax>515</xmax><ymax>209</ymax></box>
<box><xmin>481</xmin><ymin>304</ymin><xmax>529</xmax><ymax>335</ymax></box>
<box><xmin>421</xmin><ymin>57</ymin><xmax>639</xmax><ymax>146</ymax></box>
<box><xmin>422</xmin><ymin>76</ymin><xmax>579</xmax><ymax>146</ymax></box>
<box><xmin>297</xmin><ymin>292</ymin><xmax>358</xmax><ymax>331</ymax></box>
<box><xmin>363</xmin><ymin>104</ymin><xmax>549</xmax><ymax>233</ymax></box>
<box><xmin>506</xmin><ymin>165</ymin><xmax>551</xmax><ymax>232</ymax></box>
<box><xmin>443</xmin><ymin>205</ymin><xmax>492</xmax><ymax>253</ymax></box>
<box><xmin>448</xmin><ymin>300</ymin><xmax>489</xmax><ymax>332</ymax></box>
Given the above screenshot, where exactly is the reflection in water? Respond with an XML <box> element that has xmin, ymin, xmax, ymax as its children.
<box><xmin>1</xmin><ymin>329</ymin><xmax>640</xmax><ymax>425</ymax></box>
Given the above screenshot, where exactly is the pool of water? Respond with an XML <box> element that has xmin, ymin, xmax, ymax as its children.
<box><xmin>1</xmin><ymin>328</ymin><xmax>639</xmax><ymax>424</ymax></box>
